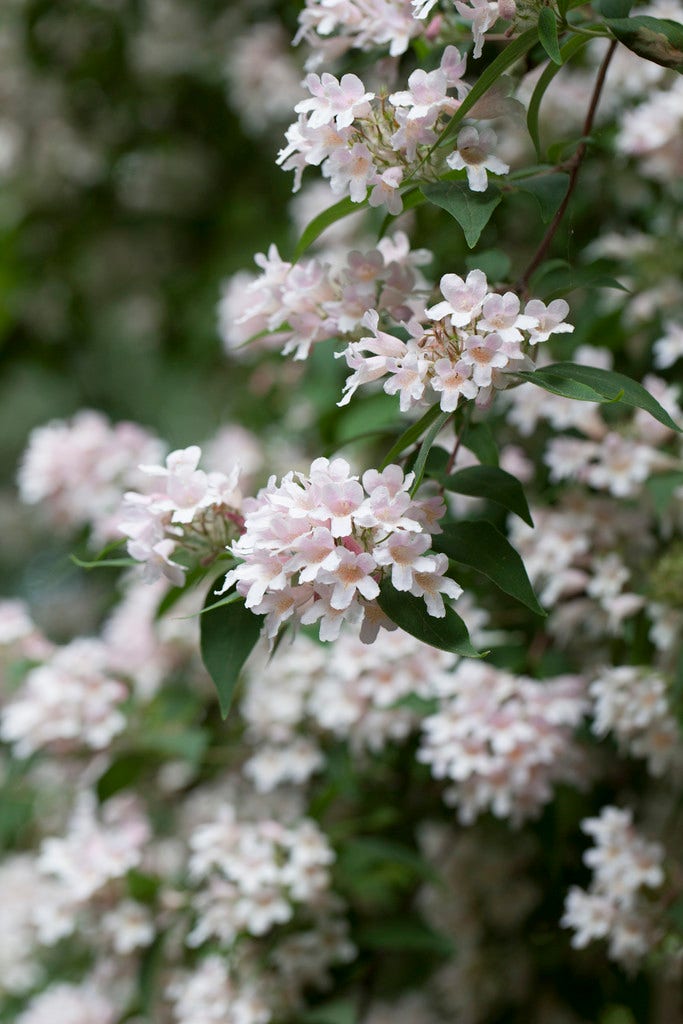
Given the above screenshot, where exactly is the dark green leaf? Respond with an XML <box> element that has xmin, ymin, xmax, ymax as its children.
<box><xmin>357</xmin><ymin>919</ymin><xmax>454</xmax><ymax>955</ymax></box>
<box><xmin>436</xmin><ymin>465</ymin><xmax>533</xmax><ymax>525</ymax></box>
<box><xmin>293</xmin><ymin>196</ymin><xmax>365</xmax><ymax>260</ymax></box>
<box><xmin>596</xmin><ymin>0</ymin><xmax>632</xmax><ymax>16</ymax></box>
<box><xmin>409</xmin><ymin>410</ymin><xmax>452</xmax><ymax>495</ymax></box>
<box><xmin>433</xmin><ymin>522</ymin><xmax>546</xmax><ymax>616</ymax></box>
<box><xmin>127</xmin><ymin>869</ymin><xmax>161</xmax><ymax>904</ymax></box>
<box><xmin>199</xmin><ymin>583</ymin><xmax>263</xmax><ymax>717</ymax></box>
<box><xmin>435</xmin><ymin>28</ymin><xmax>540</xmax><ymax>147</ymax></box>
<box><xmin>512</xmin><ymin>173</ymin><xmax>569</xmax><ymax>223</ymax></box>
<box><xmin>527</xmin><ymin>36</ymin><xmax>588</xmax><ymax>157</ymax></box>
<box><xmin>378</xmin><ymin>186</ymin><xmax>427</xmax><ymax>238</ymax></box>
<box><xmin>141</xmin><ymin>728</ymin><xmax>208</xmax><ymax>763</ymax></box>
<box><xmin>379</xmin><ymin>404</ymin><xmax>444</xmax><ymax>470</ymax></box>
<box><xmin>70</xmin><ymin>554</ymin><xmax>137</xmax><ymax>569</ymax></box>
<box><xmin>517</xmin><ymin>363</ymin><xmax>682</xmax><ymax>432</ymax></box>
<box><xmin>97</xmin><ymin>754</ymin><xmax>148</xmax><ymax>802</ymax></box>
<box><xmin>606</xmin><ymin>16</ymin><xmax>683</xmax><ymax>71</ymax></box>
<box><xmin>421</xmin><ymin>182</ymin><xmax>502</xmax><ymax>249</ymax></box>
<box><xmin>538</xmin><ymin>7</ymin><xmax>563</xmax><ymax>63</ymax></box>
<box><xmin>461</xmin><ymin>420</ymin><xmax>499</xmax><ymax>466</ymax></box>
<box><xmin>645</xmin><ymin>472</ymin><xmax>683</xmax><ymax>515</ymax></box>
<box><xmin>155</xmin><ymin>565</ymin><xmax>209</xmax><ymax>619</ymax></box>
<box><xmin>530</xmin><ymin>259</ymin><xmax>629</xmax><ymax>298</ymax></box>
<box><xmin>377</xmin><ymin>581</ymin><xmax>481</xmax><ymax>656</ymax></box>
<box><xmin>303</xmin><ymin>1001</ymin><xmax>357</xmax><ymax>1024</ymax></box>
<box><xmin>465</xmin><ymin>247</ymin><xmax>511</xmax><ymax>281</ymax></box>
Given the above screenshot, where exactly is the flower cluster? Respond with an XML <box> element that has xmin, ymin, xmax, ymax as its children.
<box><xmin>119</xmin><ymin>445</ymin><xmax>243</xmax><ymax>587</ymax></box>
<box><xmin>218</xmin><ymin>232</ymin><xmax>431</xmax><ymax>360</ymax></box>
<box><xmin>418</xmin><ymin>662</ymin><xmax>587</xmax><ymax>824</ymax></box>
<box><xmin>17</xmin><ymin>411</ymin><xmax>163</xmax><ymax>544</ymax></box>
<box><xmin>222</xmin><ymin>457</ymin><xmax>460</xmax><ymax>642</ymax></box>
<box><xmin>508</xmin><ymin>495</ymin><xmax>652</xmax><ymax>637</ymax></box>
<box><xmin>187</xmin><ymin>807</ymin><xmax>336</xmax><ymax>946</ymax></box>
<box><xmin>1</xmin><ymin>639</ymin><xmax>128</xmax><ymax>757</ymax></box>
<box><xmin>340</xmin><ymin>271</ymin><xmax>573</xmax><ymax>413</ymax></box>
<box><xmin>277</xmin><ymin>50</ymin><xmax>511</xmax><ymax>212</ymax></box>
<box><xmin>590</xmin><ymin>666</ymin><xmax>679</xmax><ymax>776</ymax></box>
<box><xmin>294</xmin><ymin>0</ymin><xmax>425</xmax><ymax>61</ymax></box>
<box><xmin>562</xmin><ymin>806</ymin><xmax>665</xmax><ymax>966</ymax></box>
<box><xmin>240</xmin><ymin>624</ymin><xmax>464</xmax><ymax>790</ymax></box>
<box><xmin>413</xmin><ymin>0</ymin><xmax>516</xmax><ymax>58</ymax></box>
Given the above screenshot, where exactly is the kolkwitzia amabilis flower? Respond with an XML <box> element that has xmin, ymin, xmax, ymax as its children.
<box><xmin>446</xmin><ymin>126</ymin><xmax>509</xmax><ymax>191</ymax></box>
<box><xmin>277</xmin><ymin>49</ymin><xmax>507</xmax><ymax>213</ymax></box>
<box><xmin>119</xmin><ymin>445</ymin><xmax>243</xmax><ymax>586</ymax></box>
<box><xmin>417</xmin><ymin>662</ymin><xmax>587</xmax><ymax>825</ymax></box>
<box><xmin>339</xmin><ymin>272</ymin><xmax>573</xmax><ymax>413</ymax></box>
<box><xmin>295</xmin><ymin>0</ymin><xmax>425</xmax><ymax>62</ymax></box>
<box><xmin>562</xmin><ymin>806</ymin><xmax>665</xmax><ymax>967</ymax></box>
<box><xmin>590</xmin><ymin>666</ymin><xmax>679</xmax><ymax>775</ymax></box>
<box><xmin>221</xmin><ymin>458</ymin><xmax>461</xmax><ymax>643</ymax></box>
<box><xmin>218</xmin><ymin>233</ymin><xmax>431</xmax><ymax>361</ymax></box>
<box><xmin>17</xmin><ymin>411</ymin><xmax>164</xmax><ymax>543</ymax></box>
<box><xmin>1</xmin><ymin>639</ymin><xmax>128</xmax><ymax>757</ymax></box>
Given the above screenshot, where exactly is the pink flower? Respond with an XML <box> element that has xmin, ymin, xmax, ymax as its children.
<box><xmin>431</xmin><ymin>358</ymin><xmax>478</xmax><ymax>411</ymax></box>
<box><xmin>446</xmin><ymin>126</ymin><xmax>509</xmax><ymax>192</ymax></box>
<box><xmin>426</xmin><ymin>269</ymin><xmax>489</xmax><ymax>327</ymax></box>
<box><xmin>295</xmin><ymin>73</ymin><xmax>375</xmax><ymax>130</ymax></box>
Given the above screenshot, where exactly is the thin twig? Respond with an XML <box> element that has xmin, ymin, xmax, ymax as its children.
<box><xmin>516</xmin><ymin>39</ymin><xmax>617</xmax><ymax>297</ymax></box>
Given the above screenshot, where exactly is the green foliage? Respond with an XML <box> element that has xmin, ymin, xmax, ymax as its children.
<box><xmin>538</xmin><ymin>8</ymin><xmax>563</xmax><ymax>65</ymax></box>
<box><xmin>408</xmin><ymin>410</ymin><xmax>452</xmax><ymax>495</ymax></box>
<box><xmin>517</xmin><ymin>363</ymin><xmax>682</xmax><ymax>432</ymax></box>
<box><xmin>377</xmin><ymin>581</ymin><xmax>480</xmax><ymax>656</ymax></box>
<box><xmin>421</xmin><ymin>182</ymin><xmax>502</xmax><ymax>249</ymax></box>
<box><xmin>199</xmin><ymin>581</ymin><xmax>263</xmax><ymax>717</ymax></box>
<box><xmin>606</xmin><ymin>16</ymin><xmax>683</xmax><ymax>71</ymax></box>
<box><xmin>293</xmin><ymin>197</ymin><xmax>364</xmax><ymax>260</ymax></box>
<box><xmin>433</xmin><ymin>522</ymin><xmax>546</xmax><ymax>616</ymax></box>
<box><xmin>526</xmin><ymin>36</ymin><xmax>588</xmax><ymax>157</ymax></box>
<box><xmin>433</xmin><ymin>465</ymin><xmax>534</xmax><ymax>526</ymax></box>
<box><xmin>512</xmin><ymin>173</ymin><xmax>570</xmax><ymax>223</ymax></box>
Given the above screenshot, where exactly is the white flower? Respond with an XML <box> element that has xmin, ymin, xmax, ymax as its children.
<box><xmin>446</xmin><ymin>126</ymin><xmax>509</xmax><ymax>192</ymax></box>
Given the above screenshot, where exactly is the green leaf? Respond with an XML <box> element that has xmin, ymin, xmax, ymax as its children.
<box><xmin>293</xmin><ymin>196</ymin><xmax>365</xmax><ymax>260</ymax></box>
<box><xmin>461</xmin><ymin>420</ymin><xmax>499</xmax><ymax>466</ymax></box>
<box><xmin>97</xmin><ymin>754</ymin><xmax>148</xmax><ymax>802</ymax></box>
<box><xmin>199</xmin><ymin>582</ymin><xmax>263</xmax><ymax>717</ymax></box>
<box><xmin>378</xmin><ymin>185</ymin><xmax>427</xmax><ymax>238</ymax></box>
<box><xmin>596</xmin><ymin>0</ymin><xmax>632</xmax><ymax>16</ymax></box>
<box><xmin>527</xmin><ymin>36</ymin><xmax>588</xmax><ymax>157</ymax></box>
<box><xmin>127</xmin><ymin>869</ymin><xmax>161</xmax><ymax>904</ymax></box>
<box><xmin>517</xmin><ymin>363</ymin><xmax>683</xmax><ymax>433</ymax></box>
<box><xmin>512</xmin><ymin>172</ymin><xmax>569</xmax><ymax>223</ymax></box>
<box><xmin>530</xmin><ymin>259</ymin><xmax>629</xmax><ymax>298</ymax></box>
<box><xmin>606</xmin><ymin>16</ymin><xmax>683</xmax><ymax>71</ymax></box>
<box><xmin>421</xmin><ymin>182</ymin><xmax>502</xmax><ymax>249</ymax></box>
<box><xmin>538</xmin><ymin>7</ymin><xmax>563</xmax><ymax>63</ymax></box>
<box><xmin>357</xmin><ymin>919</ymin><xmax>454</xmax><ymax>955</ymax></box>
<box><xmin>645</xmin><ymin>472</ymin><xmax>683</xmax><ymax>515</ymax></box>
<box><xmin>154</xmin><ymin>565</ymin><xmax>211</xmax><ymax>619</ymax></box>
<box><xmin>465</xmin><ymin>247</ymin><xmax>511</xmax><ymax>281</ymax></box>
<box><xmin>435</xmin><ymin>27</ymin><xmax>540</xmax><ymax>147</ymax></box>
<box><xmin>377</xmin><ymin>581</ymin><xmax>481</xmax><ymax>657</ymax></box>
<box><xmin>409</xmin><ymin>410</ymin><xmax>452</xmax><ymax>495</ymax></box>
<box><xmin>433</xmin><ymin>522</ymin><xmax>546</xmax><ymax>616</ymax></box>
<box><xmin>435</xmin><ymin>465</ymin><xmax>533</xmax><ymax>525</ymax></box>
<box><xmin>379</xmin><ymin>404</ymin><xmax>444</xmax><ymax>470</ymax></box>
<box><xmin>70</xmin><ymin>554</ymin><xmax>137</xmax><ymax>569</ymax></box>
<box><xmin>303</xmin><ymin>1001</ymin><xmax>357</xmax><ymax>1024</ymax></box>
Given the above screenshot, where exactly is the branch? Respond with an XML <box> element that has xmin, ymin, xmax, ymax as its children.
<box><xmin>516</xmin><ymin>39</ymin><xmax>617</xmax><ymax>296</ymax></box>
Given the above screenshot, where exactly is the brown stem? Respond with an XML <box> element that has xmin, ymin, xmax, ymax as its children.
<box><xmin>516</xmin><ymin>39</ymin><xmax>617</xmax><ymax>297</ymax></box>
